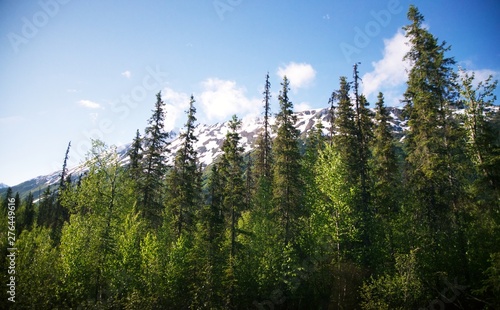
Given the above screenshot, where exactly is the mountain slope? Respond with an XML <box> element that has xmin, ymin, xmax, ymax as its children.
<box><xmin>1</xmin><ymin>106</ymin><xmax>408</xmax><ymax>200</ymax></box>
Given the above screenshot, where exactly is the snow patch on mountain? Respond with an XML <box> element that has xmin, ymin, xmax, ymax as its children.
<box><xmin>5</xmin><ymin>106</ymin><xmax>411</xmax><ymax>197</ymax></box>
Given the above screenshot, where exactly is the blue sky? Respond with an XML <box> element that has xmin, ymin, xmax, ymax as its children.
<box><xmin>1</xmin><ymin>0</ymin><xmax>499</xmax><ymax>186</ymax></box>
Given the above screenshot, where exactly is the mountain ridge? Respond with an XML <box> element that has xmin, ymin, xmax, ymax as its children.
<box><xmin>0</xmin><ymin>106</ymin><xmax>410</xmax><ymax>201</ymax></box>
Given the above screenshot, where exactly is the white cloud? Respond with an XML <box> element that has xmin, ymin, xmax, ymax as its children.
<box><xmin>198</xmin><ymin>78</ymin><xmax>260</xmax><ymax>122</ymax></box>
<box><xmin>458</xmin><ymin>66</ymin><xmax>498</xmax><ymax>86</ymax></box>
<box><xmin>361</xmin><ymin>30</ymin><xmax>410</xmax><ymax>106</ymax></box>
<box><xmin>472</xmin><ymin>68</ymin><xmax>498</xmax><ymax>82</ymax></box>
<box><xmin>121</xmin><ymin>70</ymin><xmax>132</xmax><ymax>79</ymax></box>
<box><xmin>78</xmin><ymin>99</ymin><xmax>101</xmax><ymax>109</ymax></box>
<box><xmin>277</xmin><ymin>62</ymin><xmax>316</xmax><ymax>91</ymax></box>
<box><xmin>295</xmin><ymin>102</ymin><xmax>312</xmax><ymax>112</ymax></box>
<box><xmin>161</xmin><ymin>87</ymin><xmax>191</xmax><ymax>132</ymax></box>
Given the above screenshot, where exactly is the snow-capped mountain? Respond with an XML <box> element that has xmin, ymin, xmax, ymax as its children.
<box><xmin>1</xmin><ymin>106</ymin><xmax>408</xmax><ymax>200</ymax></box>
<box><xmin>168</xmin><ymin>106</ymin><xmax>407</xmax><ymax>168</ymax></box>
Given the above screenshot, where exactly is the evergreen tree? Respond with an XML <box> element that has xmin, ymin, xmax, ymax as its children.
<box><xmin>191</xmin><ymin>165</ymin><xmax>226</xmax><ymax>308</ymax></box>
<box><xmin>254</xmin><ymin>72</ymin><xmax>273</xmax><ymax>181</ymax></box>
<box><xmin>328</xmin><ymin>91</ymin><xmax>337</xmax><ymax>145</ymax></box>
<box><xmin>140</xmin><ymin>91</ymin><xmax>170</xmax><ymax>229</ymax></box>
<box><xmin>333</xmin><ymin>76</ymin><xmax>357</xmax><ymax>181</ymax></box>
<box><xmin>127</xmin><ymin>129</ymin><xmax>143</xmax><ymax>180</ymax></box>
<box><xmin>272</xmin><ymin>76</ymin><xmax>303</xmax><ymax>248</ymax></box>
<box><xmin>370</xmin><ymin>92</ymin><xmax>401</xmax><ymax>270</ymax></box>
<box><xmin>403</xmin><ymin>4</ymin><xmax>468</xmax><ymax>288</ymax></box>
<box><xmin>18</xmin><ymin>192</ymin><xmax>35</xmax><ymax>232</ymax></box>
<box><xmin>1</xmin><ymin>187</ymin><xmax>13</xmax><ymax>216</ymax></box>
<box><xmin>219</xmin><ymin>115</ymin><xmax>246</xmax><ymax>307</ymax></box>
<box><xmin>52</xmin><ymin>141</ymin><xmax>71</xmax><ymax>242</ymax></box>
<box><xmin>352</xmin><ymin>64</ymin><xmax>374</xmax><ymax>211</ymax></box>
<box><xmin>332</xmin><ymin>69</ymin><xmax>375</xmax><ymax>268</ymax></box>
<box><xmin>302</xmin><ymin>121</ymin><xmax>326</xmax><ymax>209</ymax></box>
<box><xmin>331</xmin><ymin>76</ymin><xmax>360</xmax><ymax>255</ymax></box>
<box><xmin>37</xmin><ymin>186</ymin><xmax>55</xmax><ymax>228</ymax></box>
<box><xmin>252</xmin><ymin>72</ymin><xmax>274</xmax><ymax>235</ymax></box>
<box><xmin>220</xmin><ymin>115</ymin><xmax>245</xmax><ymax>258</ymax></box>
<box><xmin>204</xmin><ymin>165</ymin><xmax>225</xmax><ymax>245</ymax></box>
<box><xmin>166</xmin><ymin>95</ymin><xmax>201</xmax><ymax>237</ymax></box>
<box><xmin>356</xmin><ymin>92</ymin><xmax>375</xmax><ymax>267</ymax></box>
<box><xmin>59</xmin><ymin>141</ymin><xmax>71</xmax><ymax>190</ymax></box>
<box><xmin>14</xmin><ymin>191</ymin><xmax>20</xmax><ymax>212</ymax></box>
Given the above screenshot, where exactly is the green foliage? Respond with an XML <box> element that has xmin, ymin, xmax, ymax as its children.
<box><xmin>402</xmin><ymin>5</ymin><xmax>473</xmax><ymax>292</ymax></box>
<box><xmin>460</xmin><ymin>69</ymin><xmax>500</xmax><ymax>198</ymax></box>
<box><xmin>9</xmin><ymin>6</ymin><xmax>500</xmax><ymax>308</ymax></box>
<box><xmin>59</xmin><ymin>140</ymin><xmax>136</xmax><ymax>307</ymax></box>
<box><xmin>164</xmin><ymin>234</ymin><xmax>196</xmax><ymax>308</ymax></box>
<box><xmin>360</xmin><ymin>250</ymin><xmax>424</xmax><ymax>310</ymax></box>
<box><xmin>369</xmin><ymin>92</ymin><xmax>402</xmax><ymax>272</ymax></box>
<box><xmin>111</xmin><ymin>210</ymin><xmax>144</xmax><ymax>304</ymax></box>
<box><xmin>139</xmin><ymin>232</ymin><xmax>163</xmax><ymax>307</ymax></box>
<box><xmin>60</xmin><ymin>213</ymin><xmax>105</xmax><ymax>305</ymax></box>
<box><xmin>220</xmin><ymin>115</ymin><xmax>246</xmax><ymax>258</ymax></box>
<box><xmin>479</xmin><ymin>252</ymin><xmax>500</xmax><ymax>307</ymax></box>
<box><xmin>272</xmin><ymin>76</ymin><xmax>304</xmax><ymax>247</ymax></box>
<box><xmin>313</xmin><ymin>144</ymin><xmax>358</xmax><ymax>257</ymax></box>
<box><xmin>254</xmin><ymin>72</ymin><xmax>273</xmax><ymax>182</ymax></box>
<box><xmin>166</xmin><ymin>95</ymin><xmax>201</xmax><ymax>238</ymax></box>
<box><xmin>15</xmin><ymin>226</ymin><xmax>61</xmax><ymax>309</ymax></box>
<box><xmin>139</xmin><ymin>91</ymin><xmax>170</xmax><ymax>229</ymax></box>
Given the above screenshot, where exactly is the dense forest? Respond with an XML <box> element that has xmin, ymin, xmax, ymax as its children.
<box><xmin>1</xmin><ymin>5</ymin><xmax>499</xmax><ymax>309</ymax></box>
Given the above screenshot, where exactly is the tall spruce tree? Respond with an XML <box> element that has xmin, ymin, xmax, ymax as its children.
<box><xmin>356</xmin><ymin>92</ymin><xmax>375</xmax><ymax>267</ymax></box>
<box><xmin>333</xmin><ymin>71</ymin><xmax>374</xmax><ymax>267</ymax></box>
<box><xmin>254</xmin><ymin>72</ymin><xmax>273</xmax><ymax>181</ymax></box>
<box><xmin>220</xmin><ymin>115</ymin><xmax>245</xmax><ymax>258</ymax></box>
<box><xmin>272</xmin><ymin>76</ymin><xmax>303</xmax><ymax>247</ymax></box>
<box><xmin>333</xmin><ymin>76</ymin><xmax>357</xmax><ymax>181</ymax></box>
<box><xmin>219</xmin><ymin>115</ymin><xmax>246</xmax><ymax>307</ymax></box>
<box><xmin>140</xmin><ymin>91</ymin><xmax>170</xmax><ymax>229</ymax></box>
<box><xmin>370</xmin><ymin>92</ymin><xmax>401</xmax><ymax>269</ymax></box>
<box><xmin>192</xmin><ymin>164</ymin><xmax>226</xmax><ymax>309</ymax></box>
<box><xmin>253</xmin><ymin>72</ymin><xmax>273</xmax><ymax>216</ymax></box>
<box><xmin>166</xmin><ymin>95</ymin><xmax>201</xmax><ymax>237</ymax></box>
<box><xmin>353</xmin><ymin>64</ymin><xmax>374</xmax><ymax>210</ymax></box>
<box><xmin>328</xmin><ymin>91</ymin><xmax>337</xmax><ymax>145</ymax></box>
<box><xmin>52</xmin><ymin>141</ymin><xmax>71</xmax><ymax>242</ymax></box>
<box><xmin>371</xmin><ymin>92</ymin><xmax>399</xmax><ymax>216</ymax></box>
<box><xmin>204</xmin><ymin>165</ymin><xmax>225</xmax><ymax>244</ymax></box>
<box><xmin>127</xmin><ymin>129</ymin><xmax>143</xmax><ymax>180</ymax></box>
<box><xmin>403</xmin><ymin>4</ymin><xmax>467</xmax><ymax>284</ymax></box>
